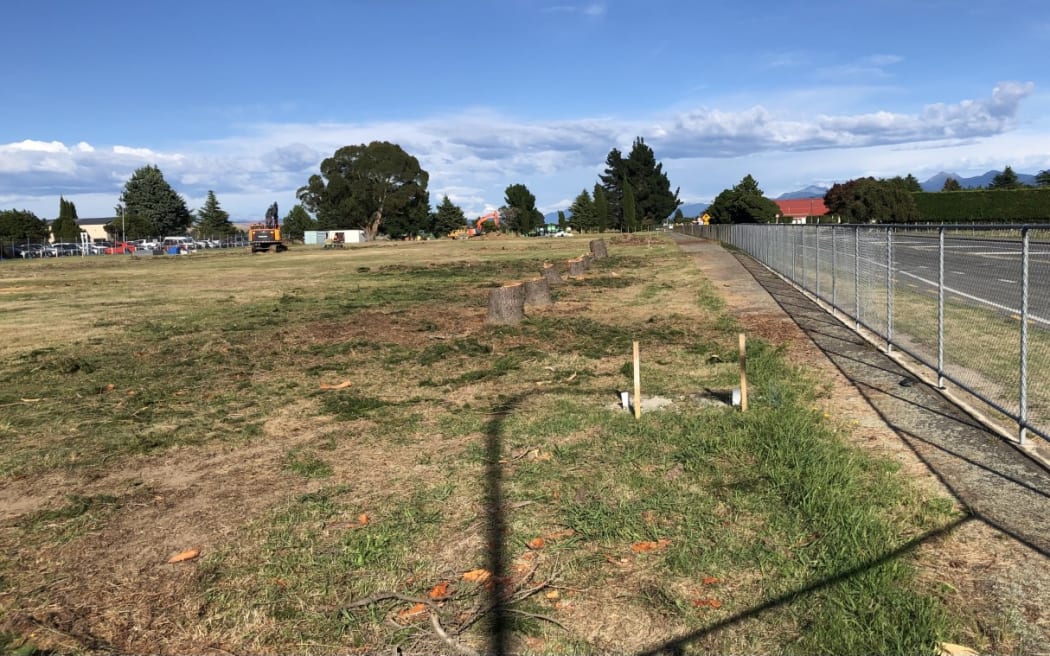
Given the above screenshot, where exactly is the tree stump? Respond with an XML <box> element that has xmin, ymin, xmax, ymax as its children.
<box><xmin>486</xmin><ymin>283</ymin><xmax>526</xmax><ymax>325</ymax></box>
<box><xmin>589</xmin><ymin>238</ymin><xmax>608</xmax><ymax>258</ymax></box>
<box><xmin>541</xmin><ymin>262</ymin><xmax>563</xmax><ymax>286</ymax></box>
<box><xmin>582</xmin><ymin>253</ymin><xmax>594</xmax><ymax>269</ymax></box>
<box><xmin>524</xmin><ymin>278</ymin><xmax>552</xmax><ymax>307</ymax></box>
<box><xmin>567</xmin><ymin>257</ymin><xmax>587</xmax><ymax>277</ymax></box>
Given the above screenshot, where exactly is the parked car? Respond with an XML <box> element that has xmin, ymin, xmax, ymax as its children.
<box><xmin>104</xmin><ymin>241</ymin><xmax>137</xmax><ymax>255</ymax></box>
<box><xmin>50</xmin><ymin>243</ymin><xmax>82</xmax><ymax>256</ymax></box>
<box><xmin>10</xmin><ymin>244</ymin><xmax>46</xmax><ymax>258</ymax></box>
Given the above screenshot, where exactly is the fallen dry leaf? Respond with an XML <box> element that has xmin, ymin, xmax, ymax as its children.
<box><xmin>692</xmin><ymin>598</ymin><xmax>722</xmax><ymax>609</ymax></box>
<box><xmin>525</xmin><ymin>636</ymin><xmax>545</xmax><ymax>651</ymax></box>
<box><xmin>701</xmin><ymin>576</ymin><xmax>720</xmax><ymax>586</ymax></box>
<box><xmin>544</xmin><ymin>590</ymin><xmax>560</xmax><ymax>600</ymax></box>
<box><xmin>358</xmin><ymin>513</ymin><xmax>370</xmax><ymax>526</ymax></box>
<box><xmin>462</xmin><ymin>568</ymin><xmax>491</xmax><ymax>583</ymax></box>
<box><xmin>428</xmin><ymin>581</ymin><xmax>450</xmax><ymax>599</ymax></box>
<box><xmin>101</xmin><ymin>383</ymin><xmax>115</xmax><ymax>393</ymax></box>
<box><xmin>319</xmin><ymin>380</ymin><xmax>352</xmax><ymax>390</ymax></box>
<box><xmin>397</xmin><ymin>602</ymin><xmax>427</xmax><ymax>620</ymax></box>
<box><xmin>527</xmin><ymin>537</ymin><xmax>545</xmax><ymax>550</ymax></box>
<box><xmin>936</xmin><ymin>644</ymin><xmax>979</xmax><ymax>656</ymax></box>
<box><xmin>630</xmin><ymin>538</ymin><xmax>671</xmax><ymax>553</ymax></box>
<box><xmin>167</xmin><ymin>548</ymin><xmax>200</xmax><ymax>564</ymax></box>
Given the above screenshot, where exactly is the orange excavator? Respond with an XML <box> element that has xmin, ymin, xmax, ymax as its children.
<box><xmin>468</xmin><ymin>210</ymin><xmax>500</xmax><ymax>236</ymax></box>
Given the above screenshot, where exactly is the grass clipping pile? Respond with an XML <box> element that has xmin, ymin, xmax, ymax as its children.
<box><xmin>0</xmin><ymin>235</ymin><xmax>968</xmax><ymax>655</ymax></box>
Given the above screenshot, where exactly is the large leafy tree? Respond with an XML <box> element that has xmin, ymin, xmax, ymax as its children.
<box><xmin>431</xmin><ymin>196</ymin><xmax>468</xmax><ymax>236</ymax></box>
<box><xmin>114</xmin><ymin>165</ymin><xmax>193</xmax><ymax>238</ymax></box>
<box><xmin>989</xmin><ymin>165</ymin><xmax>1023</xmax><ymax>190</ymax></box>
<box><xmin>502</xmin><ymin>184</ymin><xmax>543</xmax><ymax>234</ymax></box>
<box><xmin>568</xmin><ymin>189</ymin><xmax>596</xmax><ymax>232</ymax></box>
<box><xmin>297</xmin><ymin>141</ymin><xmax>429</xmax><ymax>241</ymax></box>
<box><xmin>0</xmin><ymin>209</ymin><xmax>49</xmax><ymax>243</ymax></box>
<box><xmin>281</xmin><ymin>204</ymin><xmax>317</xmax><ymax>241</ymax></box>
<box><xmin>194</xmin><ymin>191</ymin><xmax>237</xmax><ymax>238</ymax></box>
<box><xmin>1036</xmin><ymin>170</ymin><xmax>1050</xmax><ymax>187</ymax></box>
<box><xmin>824</xmin><ymin>177</ymin><xmax>920</xmax><ymax>223</ymax></box>
<box><xmin>707</xmin><ymin>175</ymin><xmax>780</xmax><ymax>224</ymax></box>
<box><xmin>51</xmin><ymin>197</ymin><xmax>81</xmax><ymax>242</ymax></box>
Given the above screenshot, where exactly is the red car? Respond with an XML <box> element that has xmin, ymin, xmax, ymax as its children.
<box><xmin>104</xmin><ymin>241</ymin><xmax>137</xmax><ymax>255</ymax></box>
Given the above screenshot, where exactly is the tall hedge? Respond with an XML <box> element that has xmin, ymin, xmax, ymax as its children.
<box><xmin>913</xmin><ymin>188</ymin><xmax>1050</xmax><ymax>223</ymax></box>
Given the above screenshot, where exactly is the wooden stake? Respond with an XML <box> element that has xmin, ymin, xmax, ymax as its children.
<box><xmin>738</xmin><ymin>333</ymin><xmax>748</xmax><ymax>412</ymax></box>
<box><xmin>633</xmin><ymin>340</ymin><xmax>641</xmax><ymax>419</ymax></box>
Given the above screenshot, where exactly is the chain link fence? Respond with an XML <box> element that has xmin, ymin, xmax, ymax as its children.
<box><xmin>680</xmin><ymin>223</ymin><xmax>1050</xmax><ymax>446</ymax></box>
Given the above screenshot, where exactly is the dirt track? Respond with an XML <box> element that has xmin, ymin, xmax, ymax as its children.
<box><xmin>673</xmin><ymin>233</ymin><xmax>1050</xmax><ymax>653</ymax></box>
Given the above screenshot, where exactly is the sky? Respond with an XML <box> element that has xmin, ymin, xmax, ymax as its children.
<box><xmin>2</xmin><ymin>0</ymin><xmax>1050</xmax><ymax>223</ymax></box>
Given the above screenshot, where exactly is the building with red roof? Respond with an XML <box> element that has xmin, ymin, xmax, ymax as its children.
<box><xmin>774</xmin><ymin>198</ymin><xmax>829</xmax><ymax>224</ymax></box>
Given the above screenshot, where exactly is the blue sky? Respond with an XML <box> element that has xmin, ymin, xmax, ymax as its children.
<box><xmin>2</xmin><ymin>0</ymin><xmax>1049</xmax><ymax>222</ymax></box>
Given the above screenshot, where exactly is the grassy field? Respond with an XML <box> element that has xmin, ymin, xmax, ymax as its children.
<box><xmin>0</xmin><ymin>235</ymin><xmax>965</xmax><ymax>655</ymax></box>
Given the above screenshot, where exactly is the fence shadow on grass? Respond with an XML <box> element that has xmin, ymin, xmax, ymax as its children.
<box><xmin>732</xmin><ymin>252</ymin><xmax>1050</xmax><ymax>559</ymax></box>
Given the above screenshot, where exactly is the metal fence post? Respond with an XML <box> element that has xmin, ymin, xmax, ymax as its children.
<box><xmin>854</xmin><ymin>228</ymin><xmax>861</xmax><ymax>331</ymax></box>
<box><xmin>937</xmin><ymin>227</ymin><xmax>945</xmax><ymax>388</ymax></box>
<box><xmin>815</xmin><ymin>226</ymin><xmax>821</xmax><ymax>299</ymax></box>
<box><xmin>886</xmin><ymin>228</ymin><xmax>893</xmax><ymax>352</ymax></box>
<box><xmin>1020</xmin><ymin>227</ymin><xmax>1030</xmax><ymax>445</ymax></box>
<box><xmin>831</xmin><ymin>227</ymin><xmax>838</xmax><ymax>312</ymax></box>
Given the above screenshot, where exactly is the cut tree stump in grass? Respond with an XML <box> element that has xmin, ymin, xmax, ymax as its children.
<box><xmin>582</xmin><ymin>253</ymin><xmax>595</xmax><ymax>269</ymax></box>
<box><xmin>524</xmin><ymin>278</ymin><xmax>552</xmax><ymax>307</ymax></box>
<box><xmin>589</xmin><ymin>238</ymin><xmax>608</xmax><ymax>259</ymax></box>
<box><xmin>541</xmin><ymin>262</ymin><xmax>563</xmax><ymax>286</ymax></box>
<box><xmin>487</xmin><ymin>282</ymin><xmax>526</xmax><ymax>325</ymax></box>
<box><xmin>567</xmin><ymin>257</ymin><xmax>587</xmax><ymax>277</ymax></box>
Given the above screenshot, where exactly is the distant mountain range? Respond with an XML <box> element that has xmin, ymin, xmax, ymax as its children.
<box><xmin>777</xmin><ymin>185</ymin><xmax>829</xmax><ymax>200</ymax></box>
<box><xmin>918</xmin><ymin>170</ymin><xmax>1039</xmax><ymax>191</ymax></box>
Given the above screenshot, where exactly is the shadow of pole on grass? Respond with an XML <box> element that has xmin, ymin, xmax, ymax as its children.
<box><xmin>482</xmin><ymin>393</ymin><xmax>520</xmax><ymax>656</ymax></box>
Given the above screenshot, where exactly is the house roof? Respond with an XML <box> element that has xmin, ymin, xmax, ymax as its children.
<box><xmin>774</xmin><ymin>199</ymin><xmax>828</xmax><ymax>217</ymax></box>
<box><xmin>45</xmin><ymin>217</ymin><xmax>115</xmax><ymax>226</ymax></box>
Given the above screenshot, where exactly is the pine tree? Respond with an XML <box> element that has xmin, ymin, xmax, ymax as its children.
<box><xmin>623</xmin><ymin>179</ymin><xmax>637</xmax><ymax>232</ymax></box>
<box><xmin>194</xmin><ymin>191</ymin><xmax>236</xmax><ymax>238</ymax></box>
<box><xmin>941</xmin><ymin>177</ymin><xmax>963</xmax><ymax>192</ymax></box>
<box><xmin>623</xmin><ymin>137</ymin><xmax>681</xmax><ymax>225</ymax></box>
<box><xmin>51</xmin><ymin>197</ymin><xmax>81</xmax><ymax>242</ymax></box>
<box><xmin>989</xmin><ymin>165</ymin><xmax>1022</xmax><ymax>190</ymax></box>
<box><xmin>115</xmin><ymin>165</ymin><xmax>193</xmax><ymax>238</ymax></box>
<box><xmin>592</xmin><ymin>184</ymin><xmax>609</xmax><ymax>233</ymax></box>
<box><xmin>599</xmin><ymin>148</ymin><xmax>626</xmax><ymax>230</ymax></box>
<box><xmin>568</xmin><ymin>189</ymin><xmax>595</xmax><ymax>232</ymax></box>
<box><xmin>557</xmin><ymin>210</ymin><xmax>567</xmax><ymax>230</ymax></box>
<box><xmin>431</xmin><ymin>196</ymin><xmax>468</xmax><ymax>236</ymax></box>
<box><xmin>1036</xmin><ymin>170</ymin><xmax>1050</xmax><ymax>187</ymax></box>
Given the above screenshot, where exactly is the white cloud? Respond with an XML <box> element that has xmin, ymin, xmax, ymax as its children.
<box><xmin>0</xmin><ymin>83</ymin><xmax>1040</xmax><ymax>220</ymax></box>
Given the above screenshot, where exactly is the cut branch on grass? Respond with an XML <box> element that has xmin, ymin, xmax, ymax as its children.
<box><xmin>430</xmin><ymin>611</ymin><xmax>480</xmax><ymax>656</ymax></box>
